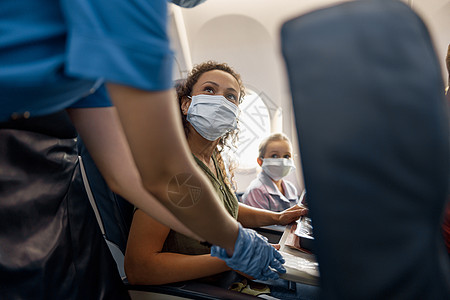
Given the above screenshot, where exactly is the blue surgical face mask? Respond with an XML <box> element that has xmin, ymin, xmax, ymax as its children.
<box><xmin>170</xmin><ymin>0</ymin><xmax>206</xmax><ymax>8</ymax></box>
<box><xmin>186</xmin><ymin>94</ymin><xmax>239</xmax><ymax>141</ymax></box>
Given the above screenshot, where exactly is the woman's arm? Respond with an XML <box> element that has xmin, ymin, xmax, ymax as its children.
<box><xmin>125</xmin><ymin>209</ymin><xmax>230</xmax><ymax>285</ymax></box>
<box><xmin>238</xmin><ymin>203</ymin><xmax>308</xmax><ymax>228</ymax></box>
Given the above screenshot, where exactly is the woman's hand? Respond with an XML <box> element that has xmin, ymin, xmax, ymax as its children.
<box><xmin>277</xmin><ymin>205</ymin><xmax>308</xmax><ymax>225</ymax></box>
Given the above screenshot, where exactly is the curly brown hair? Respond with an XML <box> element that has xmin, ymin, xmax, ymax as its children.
<box><xmin>175</xmin><ymin>61</ymin><xmax>245</xmax><ymax>191</ymax></box>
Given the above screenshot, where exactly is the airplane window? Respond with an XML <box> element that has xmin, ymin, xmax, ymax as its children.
<box><xmin>224</xmin><ymin>89</ymin><xmax>271</xmax><ymax>170</ymax></box>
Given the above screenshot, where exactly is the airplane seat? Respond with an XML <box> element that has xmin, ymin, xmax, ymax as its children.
<box><xmin>235</xmin><ymin>192</ymin><xmax>244</xmax><ymax>202</ymax></box>
<box><xmin>281</xmin><ymin>0</ymin><xmax>450</xmax><ymax>298</ymax></box>
<box><xmin>76</xmin><ymin>138</ymin><xmax>258</xmax><ymax>299</ymax></box>
<box><xmin>77</xmin><ymin>138</ymin><xmax>134</xmax><ymax>282</ymax></box>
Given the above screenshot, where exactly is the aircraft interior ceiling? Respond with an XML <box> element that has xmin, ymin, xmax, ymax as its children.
<box><xmin>168</xmin><ymin>0</ymin><xmax>450</xmax><ymax>193</ymax></box>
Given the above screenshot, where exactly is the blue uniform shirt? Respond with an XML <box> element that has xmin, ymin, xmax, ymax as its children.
<box><xmin>0</xmin><ymin>0</ymin><xmax>173</xmax><ymax>121</ymax></box>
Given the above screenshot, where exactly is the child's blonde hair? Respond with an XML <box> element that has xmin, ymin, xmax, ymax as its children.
<box><xmin>258</xmin><ymin>133</ymin><xmax>291</xmax><ymax>158</ymax></box>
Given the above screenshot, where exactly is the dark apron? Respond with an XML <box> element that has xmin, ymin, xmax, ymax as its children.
<box><xmin>0</xmin><ymin>112</ymin><xmax>130</xmax><ymax>299</ymax></box>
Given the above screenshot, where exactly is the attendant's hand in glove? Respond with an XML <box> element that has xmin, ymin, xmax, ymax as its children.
<box><xmin>211</xmin><ymin>224</ymin><xmax>286</xmax><ymax>281</ymax></box>
<box><xmin>234</xmin><ymin>243</ymin><xmax>281</xmax><ymax>280</ymax></box>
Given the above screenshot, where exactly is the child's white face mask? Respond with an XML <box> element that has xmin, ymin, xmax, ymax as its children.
<box><xmin>261</xmin><ymin>158</ymin><xmax>295</xmax><ymax>181</ymax></box>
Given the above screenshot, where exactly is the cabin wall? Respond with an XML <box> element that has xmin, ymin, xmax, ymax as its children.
<box><xmin>411</xmin><ymin>0</ymin><xmax>450</xmax><ymax>82</ymax></box>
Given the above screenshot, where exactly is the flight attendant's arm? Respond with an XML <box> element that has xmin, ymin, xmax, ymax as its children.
<box><xmin>68</xmin><ymin>106</ymin><xmax>201</xmax><ymax>241</ymax></box>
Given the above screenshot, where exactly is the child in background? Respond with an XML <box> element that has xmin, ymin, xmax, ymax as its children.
<box><xmin>242</xmin><ymin>133</ymin><xmax>301</xmax><ymax>212</ymax></box>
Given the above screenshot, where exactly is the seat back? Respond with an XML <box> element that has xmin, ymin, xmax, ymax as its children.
<box><xmin>78</xmin><ymin>138</ymin><xmax>134</xmax><ymax>281</ymax></box>
<box><xmin>281</xmin><ymin>0</ymin><xmax>450</xmax><ymax>298</ymax></box>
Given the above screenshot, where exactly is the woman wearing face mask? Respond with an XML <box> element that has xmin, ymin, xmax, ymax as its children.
<box><xmin>242</xmin><ymin>133</ymin><xmax>303</xmax><ymax>212</ymax></box>
<box><xmin>124</xmin><ymin>61</ymin><xmax>308</xmax><ymax>286</ymax></box>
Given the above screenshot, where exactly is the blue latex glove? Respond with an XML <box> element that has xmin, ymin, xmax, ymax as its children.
<box><xmin>211</xmin><ymin>223</ymin><xmax>286</xmax><ymax>281</ymax></box>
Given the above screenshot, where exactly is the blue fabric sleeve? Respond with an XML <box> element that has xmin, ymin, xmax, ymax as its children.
<box><xmin>69</xmin><ymin>84</ymin><xmax>112</xmax><ymax>108</ymax></box>
<box><xmin>61</xmin><ymin>0</ymin><xmax>173</xmax><ymax>91</ymax></box>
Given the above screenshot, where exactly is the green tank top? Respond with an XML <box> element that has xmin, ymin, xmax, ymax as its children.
<box><xmin>162</xmin><ymin>153</ymin><xmax>239</xmax><ymax>255</ymax></box>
